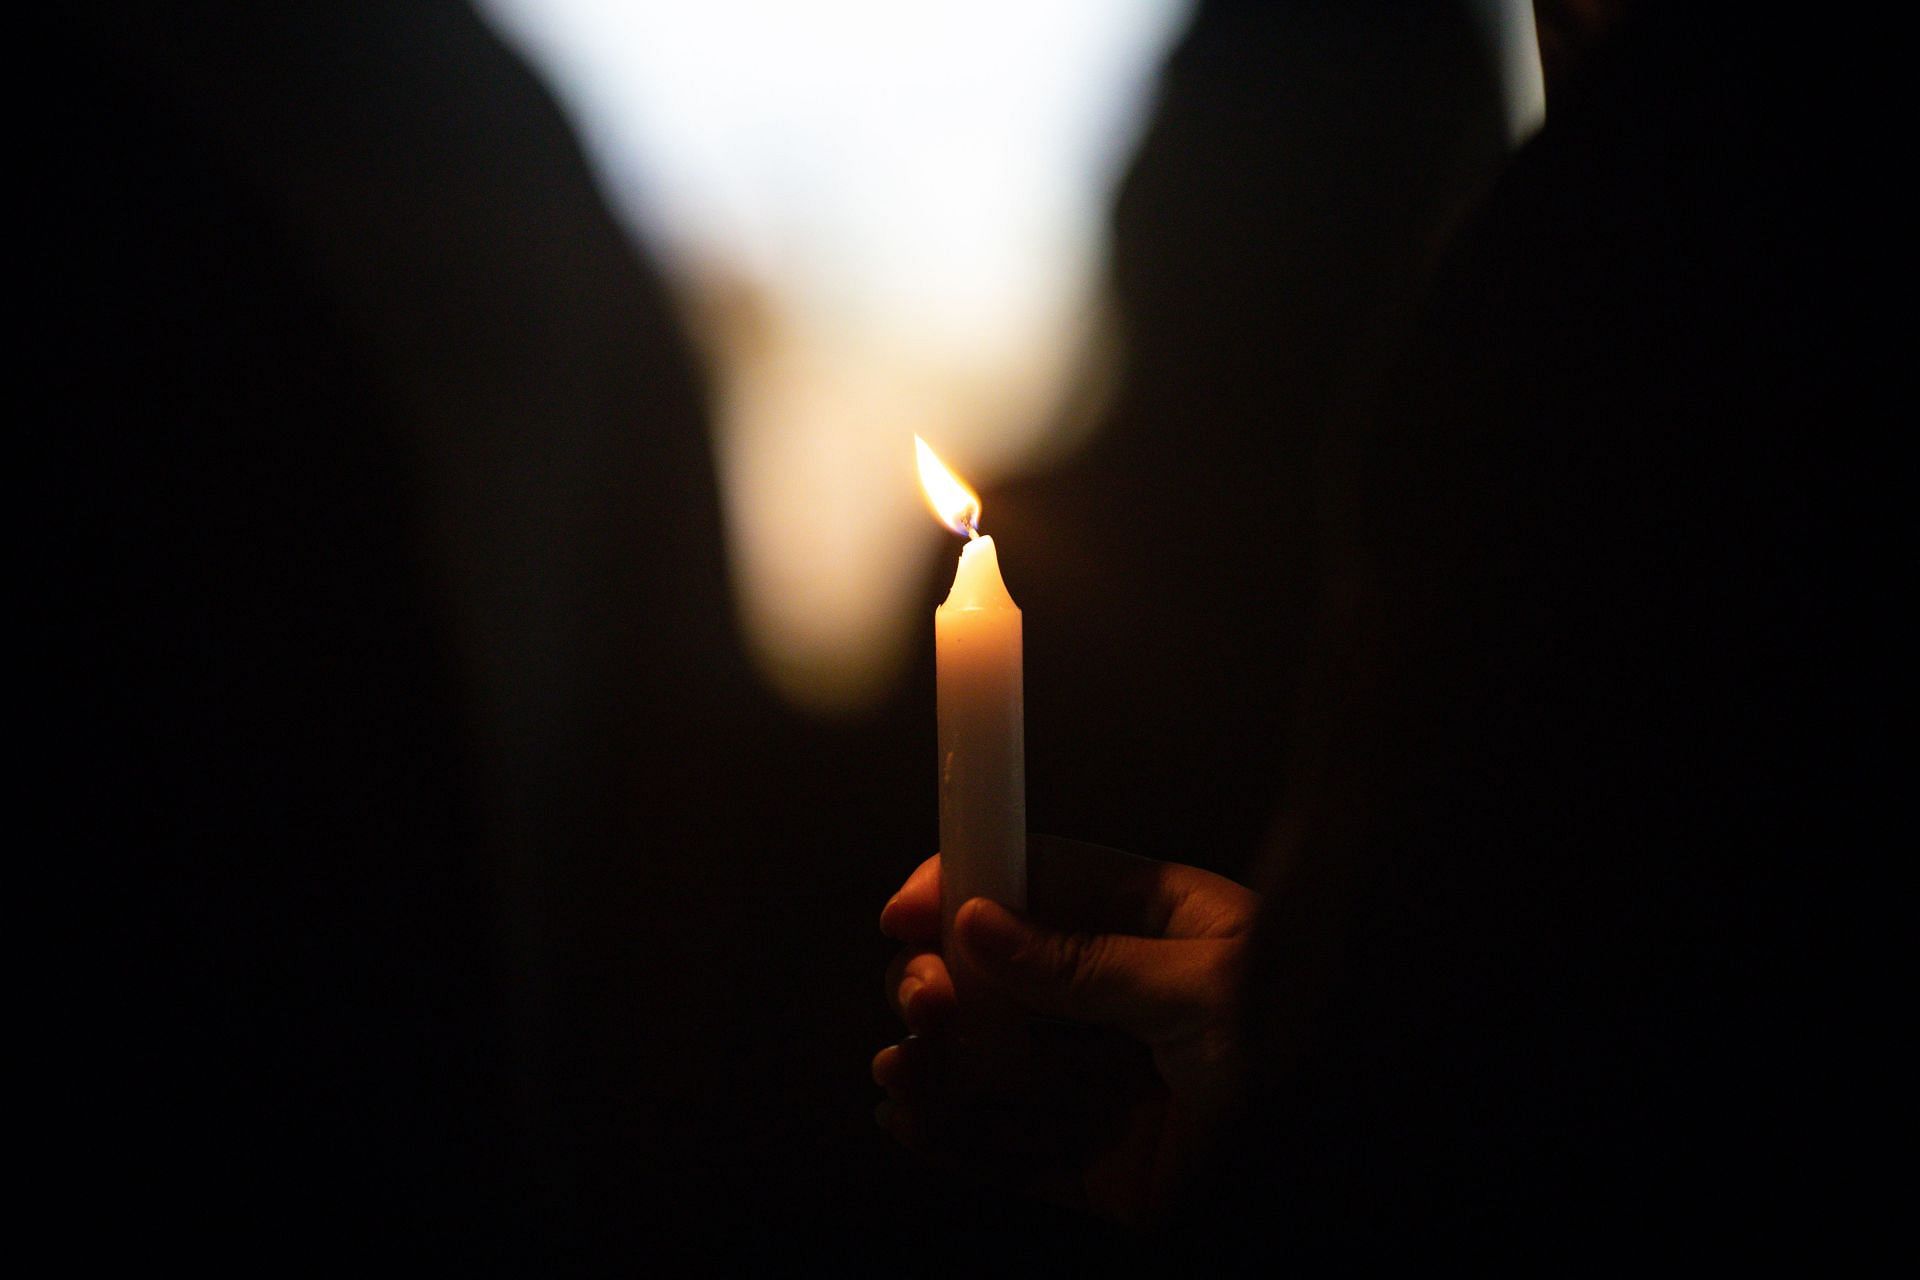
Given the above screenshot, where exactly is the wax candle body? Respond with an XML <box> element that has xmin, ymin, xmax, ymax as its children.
<box><xmin>936</xmin><ymin>535</ymin><xmax>1026</xmax><ymax>947</ymax></box>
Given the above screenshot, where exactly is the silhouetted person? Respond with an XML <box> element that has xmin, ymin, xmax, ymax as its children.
<box><xmin>876</xmin><ymin>5</ymin><xmax>1877</xmax><ymax>1263</ymax></box>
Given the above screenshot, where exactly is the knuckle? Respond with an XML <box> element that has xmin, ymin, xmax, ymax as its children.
<box><xmin>1056</xmin><ymin>930</ymin><xmax>1117</xmax><ymax>1003</ymax></box>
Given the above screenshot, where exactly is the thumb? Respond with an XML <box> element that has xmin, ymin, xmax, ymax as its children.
<box><xmin>954</xmin><ymin>897</ymin><xmax>1194</xmax><ymax>1041</ymax></box>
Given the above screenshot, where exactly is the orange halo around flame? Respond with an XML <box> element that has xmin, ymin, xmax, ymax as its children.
<box><xmin>914</xmin><ymin>436</ymin><xmax>982</xmax><ymax>537</ymax></box>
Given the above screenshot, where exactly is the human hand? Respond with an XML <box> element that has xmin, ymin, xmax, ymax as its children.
<box><xmin>874</xmin><ymin>836</ymin><xmax>1259</xmax><ymax>1225</ymax></box>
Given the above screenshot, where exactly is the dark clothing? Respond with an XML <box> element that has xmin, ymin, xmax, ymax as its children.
<box><xmin>1212</xmin><ymin>11</ymin><xmax>1878</xmax><ymax>1261</ymax></box>
<box><xmin>40</xmin><ymin>3</ymin><xmax>747</xmax><ymax>1258</ymax></box>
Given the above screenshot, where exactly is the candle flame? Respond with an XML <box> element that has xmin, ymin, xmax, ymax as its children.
<box><xmin>915</xmin><ymin>436</ymin><xmax>982</xmax><ymax>538</ymax></box>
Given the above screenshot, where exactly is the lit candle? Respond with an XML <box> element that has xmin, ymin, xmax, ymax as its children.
<box><xmin>915</xmin><ymin>437</ymin><xmax>1026</xmax><ymax>968</ymax></box>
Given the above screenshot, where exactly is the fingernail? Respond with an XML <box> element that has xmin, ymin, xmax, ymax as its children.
<box><xmin>899</xmin><ymin>976</ymin><xmax>925</xmax><ymax>1024</ymax></box>
<box><xmin>879</xmin><ymin>895</ymin><xmax>901</xmax><ymax>936</ymax></box>
<box><xmin>958</xmin><ymin>897</ymin><xmax>1025</xmax><ymax>961</ymax></box>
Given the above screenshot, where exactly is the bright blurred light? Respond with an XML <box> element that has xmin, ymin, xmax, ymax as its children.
<box><xmin>475</xmin><ymin>0</ymin><xmax>1192</xmax><ymax>712</ymax></box>
<box><xmin>1472</xmin><ymin>0</ymin><xmax>1547</xmax><ymax>143</ymax></box>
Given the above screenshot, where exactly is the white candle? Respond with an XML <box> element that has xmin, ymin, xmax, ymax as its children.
<box><xmin>915</xmin><ymin>438</ymin><xmax>1027</xmax><ymax>954</ymax></box>
<box><xmin>936</xmin><ymin>534</ymin><xmax>1027</xmax><ymax>940</ymax></box>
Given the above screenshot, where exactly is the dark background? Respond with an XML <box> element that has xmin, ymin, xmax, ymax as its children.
<box><xmin>40</xmin><ymin>0</ymin><xmax>1873</xmax><ymax>1266</ymax></box>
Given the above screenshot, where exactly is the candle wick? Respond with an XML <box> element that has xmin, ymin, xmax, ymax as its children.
<box><xmin>964</xmin><ymin>518</ymin><xmax>981</xmax><ymax>541</ymax></box>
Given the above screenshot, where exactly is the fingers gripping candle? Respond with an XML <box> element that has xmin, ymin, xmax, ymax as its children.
<box><xmin>915</xmin><ymin>438</ymin><xmax>1026</xmax><ymax>967</ymax></box>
